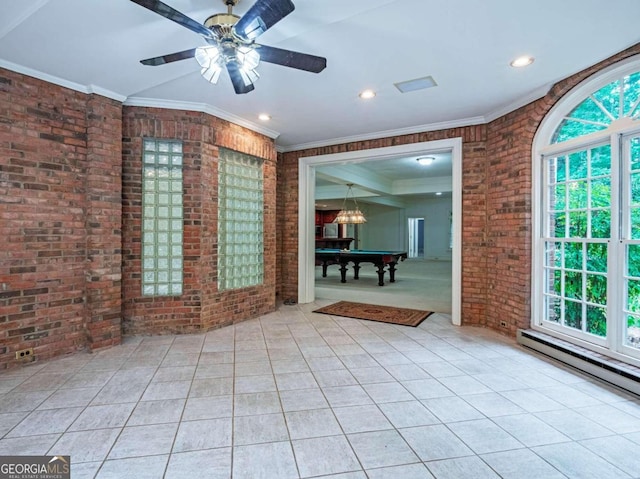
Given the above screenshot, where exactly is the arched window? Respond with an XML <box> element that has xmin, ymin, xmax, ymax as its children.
<box><xmin>553</xmin><ymin>71</ymin><xmax>640</xmax><ymax>143</ymax></box>
<box><xmin>533</xmin><ymin>56</ymin><xmax>640</xmax><ymax>364</ymax></box>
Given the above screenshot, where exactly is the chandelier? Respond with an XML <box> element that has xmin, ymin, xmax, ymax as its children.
<box><xmin>333</xmin><ymin>184</ymin><xmax>367</xmax><ymax>224</ymax></box>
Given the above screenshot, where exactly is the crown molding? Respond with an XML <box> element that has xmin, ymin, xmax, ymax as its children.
<box><xmin>123</xmin><ymin>97</ymin><xmax>281</xmax><ymax>139</ymax></box>
<box><xmin>279</xmin><ymin>82</ymin><xmax>554</xmax><ymax>152</ymax></box>
<box><xmin>0</xmin><ymin>59</ymin><xmax>556</xmax><ymax>146</ymax></box>
<box><xmin>0</xmin><ymin>60</ymin><xmax>127</xmax><ymax>101</ymax></box>
<box><xmin>0</xmin><ymin>61</ymin><xmax>279</xmax><ymax>139</ymax></box>
<box><xmin>87</xmin><ymin>85</ymin><xmax>127</xmax><ymax>102</ymax></box>
<box><xmin>278</xmin><ymin>116</ymin><xmax>486</xmax><ymax>153</ymax></box>
<box><xmin>484</xmin><ymin>83</ymin><xmax>552</xmax><ymax>123</ymax></box>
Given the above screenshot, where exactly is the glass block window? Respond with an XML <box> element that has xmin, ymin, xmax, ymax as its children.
<box><xmin>142</xmin><ymin>139</ymin><xmax>184</xmax><ymax>296</ymax></box>
<box><xmin>218</xmin><ymin>148</ymin><xmax>264</xmax><ymax>290</ymax></box>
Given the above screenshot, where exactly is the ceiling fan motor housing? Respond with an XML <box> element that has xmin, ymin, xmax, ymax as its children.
<box><xmin>204</xmin><ymin>13</ymin><xmax>240</xmax><ymax>38</ymax></box>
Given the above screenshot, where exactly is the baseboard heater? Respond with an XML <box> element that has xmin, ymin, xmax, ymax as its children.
<box><xmin>517</xmin><ymin>329</ymin><xmax>640</xmax><ymax>396</ymax></box>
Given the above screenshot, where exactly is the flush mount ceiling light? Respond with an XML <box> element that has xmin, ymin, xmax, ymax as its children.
<box><xmin>333</xmin><ymin>184</ymin><xmax>367</xmax><ymax>224</ymax></box>
<box><xmin>435</xmin><ymin>192</ymin><xmax>443</xmax><ymax>196</ymax></box>
<box><xmin>417</xmin><ymin>156</ymin><xmax>435</xmax><ymax>166</ymax></box>
<box><xmin>359</xmin><ymin>89</ymin><xmax>376</xmax><ymax>99</ymax></box>
<box><xmin>131</xmin><ymin>0</ymin><xmax>327</xmax><ymax>94</ymax></box>
<box><xmin>258</xmin><ymin>113</ymin><xmax>271</xmax><ymax>121</ymax></box>
<box><xmin>510</xmin><ymin>55</ymin><xmax>535</xmax><ymax>68</ymax></box>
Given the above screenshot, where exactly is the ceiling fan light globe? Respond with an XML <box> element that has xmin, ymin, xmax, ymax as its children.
<box><xmin>200</xmin><ymin>65</ymin><xmax>222</xmax><ymax>84</ymax></box>
<box><xmin>195</xmin><ymin>45</ymin><xmax>221</xmax><ymax>68</ymax></box>
<box><xmin>237</xmin><ymin>46</ymin><xmax>261</xmax><ymax>70</ymax></box>
<box><xmin>238</xmin><ymin>66</ymin><xmax>259</xmax><ymax>86</ymax></box>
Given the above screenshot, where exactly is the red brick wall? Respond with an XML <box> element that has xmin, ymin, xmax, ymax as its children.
<box><xmin>0</xmin><ymin>69</ymin><xmax>123</xmax><ymax>368</ymax></box>
<box><xmin>122</xmin><ymin>107</ymin><xmax>277</xmax><ymax>335</ymax></box>
<box><xmin>461</xmin><ymin>140</ymin><xmax>488</xmax><ymax>325</ymax></box>
<box><xmin>85</xmin><ymin>95</ymin><xmax>123</xmax><ymax>349</ymax></box>
<box><xmin>0</xmin><ymin>73</ymin><xmax>277</xmax><ymax>367</ymax></box>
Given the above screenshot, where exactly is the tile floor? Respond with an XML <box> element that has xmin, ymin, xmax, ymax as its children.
<box><xmin>1</xmin><ymin>303</ymin><xmax>640</xmax><ymax>478</ymax></box>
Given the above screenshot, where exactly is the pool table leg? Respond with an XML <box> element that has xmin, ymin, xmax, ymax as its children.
<box><xmin>375</xmin><ymin>263</ymin><xmax>386</xmax><ymax>286</ymax></box>
<box><xmin>321</xmin><ymin>262</ymin><xmax>329</xmax><ymax>277</ymax></box>
<box><xmin>352</xmin><ymin>262</ymin><xmax>361</xmax><ymax>280</ymax></box>
<box><xmin>339</xmin><ymin>263</ymin><xmax>348</xmax><ymax>283</ymax></box>
<box><xmin>388</xmin><ymin>261</ymin><xmax>398</xmax><ymax>282</ymax></box>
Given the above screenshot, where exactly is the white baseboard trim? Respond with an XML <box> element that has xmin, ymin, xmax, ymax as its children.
<box><xmin>518</xmin><ymin>329</ymin><xmax>640</xmax><ymax>396</ymax></box>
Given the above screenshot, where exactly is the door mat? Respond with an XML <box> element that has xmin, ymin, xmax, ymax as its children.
<box><xmin>313</xmin><ymin>301</ymin><xmax>433</xmax><ymax>327</ymax></box>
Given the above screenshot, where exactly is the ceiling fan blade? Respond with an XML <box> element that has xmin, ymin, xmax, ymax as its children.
<box><xmin>140</xmin><ymin>48</ymin><xmax>196</xmax><ymax>66</ymax></box>
<box><xmin>256</xmin><ymin>44</ymin><xmax>326</xmax><ymax>73</ymax></box>
<box><xmin>233</xmin><ymin>0</ymin><xmax>295</xmax><ymax>42</ymax></box>
<box><xmin>130</xmin><ymin>0</ymin><xmax>213</xmax><ymax>38</ymax></box>
<box><xmin>226</xmin><ymin>62</ymin><xmax>255</xmax><ymax>94</ymax></box>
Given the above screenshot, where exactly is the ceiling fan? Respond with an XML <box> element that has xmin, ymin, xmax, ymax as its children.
<box><xmin>131</xmin><ymin>0</ymin><xmax>327</xmax><ymax>94</ymax></box>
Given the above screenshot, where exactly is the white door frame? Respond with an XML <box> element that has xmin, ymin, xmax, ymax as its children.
<box><xmin>297</xmin><ymin>138</ymin><xmax>463</xmax><ymax>326</ymax></box>
<box><xmin>408</xmin><ymin>217</ymin><xmax>424</xmax><ymax>258</ymax></box>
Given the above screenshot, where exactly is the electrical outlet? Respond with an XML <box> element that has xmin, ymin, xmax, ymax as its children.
<box><xmin>16</xmin><ymin>348</ymin><xmax>34</xmax><ymax>361</ymax></box>
<box><xmin>499</xmin><ymin>321</ymin><xmax>507</xmax><ymax>328</ymax></box>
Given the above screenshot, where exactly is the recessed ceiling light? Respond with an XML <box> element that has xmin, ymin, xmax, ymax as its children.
<box><xmin>435</xmin><ymin>192</ymin><xmax>443</xmax><ymax>196</ymax></box>
<box><xmin>258</xmin><ymin>113</ymin><xmax>271</xmax><ymax>121</ymax></box>
<box><xmin>510</xmin><ymin>56</ymin><xmax>534</xmax><ymax>68</ymax></box>
<box><xmin>417</xmin><ymin>156</ymin><xmax>435</xmax><ymax>166</ymax></box>
<box><xmin>359</xmin><ymin>89</ymin><xmax>376</xmax><ymax>99</ymax></box>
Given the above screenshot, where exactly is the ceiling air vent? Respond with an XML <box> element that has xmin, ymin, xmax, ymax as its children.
<box><xmin>394</xmin><ymin>76</ymin><xmax>437</xmax><ymax>93</ymax></box>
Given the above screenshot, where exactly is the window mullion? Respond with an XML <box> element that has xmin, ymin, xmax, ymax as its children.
<box><xmin>608</xmin><ymin>133</ymin><xmax>623</xmax><ymax>350</ymax></box>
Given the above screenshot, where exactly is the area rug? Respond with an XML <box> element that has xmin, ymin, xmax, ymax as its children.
<box><xmin>314</xmin><ymin>301</ymin><xmax>433</xmax><ymax>327</ymax></box>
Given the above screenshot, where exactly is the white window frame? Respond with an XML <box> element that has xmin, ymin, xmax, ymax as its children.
<box><xmin>532</xmin><ymin>54</ymin><xmax>640</xmax><ymax>366</ymax></box>
<box><xmin>620</xmin><ymin>131</ymin><xmax>640</xmax><ymax>359</ymax></box>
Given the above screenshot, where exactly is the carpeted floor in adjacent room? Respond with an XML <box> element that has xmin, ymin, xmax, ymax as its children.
<box><xmin>315</xmin><ymin>258</ymin><xmax>452</xmax><ymax>314</ymax></box>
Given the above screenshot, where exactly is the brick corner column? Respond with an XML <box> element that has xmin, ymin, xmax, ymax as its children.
<box><xmin>85</xmin><ymin>94</ymin><xmax>123</xmax><ymax>349</ymax></box>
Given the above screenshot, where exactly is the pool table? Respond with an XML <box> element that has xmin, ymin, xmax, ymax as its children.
<box><xmin>315</xmin><ymin>249</ymin><xmax>408</xmax><ymax>286</ymax></box>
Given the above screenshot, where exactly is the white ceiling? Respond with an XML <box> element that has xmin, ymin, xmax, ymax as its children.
<box><xmin>1</xmin><ymin>0</ymin><xmax>639</xmax><ymax>153</ymax></box>
<box><xmin>315</xmin><ymin>152</ymin><xmax>453</xmax><ymax>210</ymax></box>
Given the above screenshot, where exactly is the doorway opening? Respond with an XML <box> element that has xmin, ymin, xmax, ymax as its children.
<box><xmin>297</xmin><ymin>138</ymin><xmax>462</xmax><ymax>326</ymax></box>
<box><xmin>408</xmin><ymin>217</ymin><xmax>425</xmax><ymax>258</ymax></box>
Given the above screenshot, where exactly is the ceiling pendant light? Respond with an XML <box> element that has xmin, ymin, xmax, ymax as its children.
<box><xmin>333</xmin><ymin>184</ymin><xmax>367</xmax><ymax>224</ymax></box>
